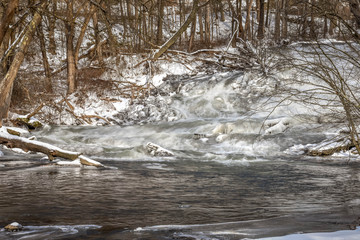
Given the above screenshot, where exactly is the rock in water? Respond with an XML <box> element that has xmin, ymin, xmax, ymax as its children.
<box><xmin>16</xmin><ymin>117</ymin><xmax>43</xmax><ymax>130</ymax></box>
<box><xmin>4</xmin><ymin>222</ymin><xmax>23</xmax><ymax>232</ymax></box>
<box><xmin>146</xmin><ymin>142</ymin><xmax>174</xmax><ymax>157</ymax></box>
<box><xmin>216</xmin><ymin>134</ymin><xmax>229</xmax><ymax>143</ymax></box>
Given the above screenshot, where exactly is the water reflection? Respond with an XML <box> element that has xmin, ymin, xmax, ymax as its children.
<box><xmin>1</xmin><ymin>157</ymin><xmax>360</xmax><ymax>239</ymax></box>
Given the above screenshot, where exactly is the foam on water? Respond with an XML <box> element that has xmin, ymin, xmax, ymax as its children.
<box><xmin>0</xmin><ymin>225</ymin><xmax>101</xmax><ymax>240</ymax></box>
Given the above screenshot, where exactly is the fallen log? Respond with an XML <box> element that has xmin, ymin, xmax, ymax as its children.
<box><xmin>0</xmin><ymin>127</ymin><xmax>81</xmax><ymax>160</ymax></box>
<box><xmin>0</xmin><ymin>127</ymin><xmax>103</xmax><ymax>167</ymax></box>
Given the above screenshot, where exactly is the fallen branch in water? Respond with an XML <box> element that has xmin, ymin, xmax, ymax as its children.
<box><xmin>0</xmin><ymin>127</ymin><xmax>103</xmax><ymax>167</ymax></box>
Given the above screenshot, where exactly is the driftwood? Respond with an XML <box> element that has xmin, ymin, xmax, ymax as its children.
<box><xmin>0</xmin><ymin>127</ymin><xmax>103</xmax><ymax>167</ymax></box>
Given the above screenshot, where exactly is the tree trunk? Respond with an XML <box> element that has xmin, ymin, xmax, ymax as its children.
<box><xmin>323</xmin><ymin>16</ymin><xmax>328</xmax><ymax>38</ymax></box>
<box><xmin>219</xmin><ymin>0</ymin><xmax>225</xmax><ymax>22</ymax></box>
<box><xmin>204</xmin><ymin>3</ymin><xmax>211</xmax><ymax>47</ymax></box>
<box><xmin>0</xmin><ymin>1</ymin><xmax>47</xmax><ymax>123</ymax></box>
<box><xmin>37</xmin><ymin>21</ymin><xmax>52</xmax><ymax>93</ymax></box>
<box><xmin>74</xmin><ymin>3</ymin><xmax>95</xmax><ymax>66</ymax></box>
<box><xmin>237</xmin><ymin>0</ymin><xmax>244</xmax><ymax>39</ymax></box>
<box><xmin>92</xmin><ymin>10</ymin><xmax>104</xmax><ymax>65</ymax></box>
<box><xmin>245</xmin><ymin>0</ymin><xmax>254</xmax><ymax>41</ymax></box>
<box><xmin>274</xmin><ymin>0</ymin><xmax>281</xmax><ymax>43</ymax></box>
<box><xmin>281</xmin><ymin>0</ymin><xmax>288</xmax><ymax>39</ymax></box>
<box><xmin>257</xmin><ymin>0</ymin><xmax>265</xmax><ymax>39</ymax></box>
<box><xmin>310</xmin><ymin>0</ymin><xmax>316</xmax><ymax>38</ymax></box>
<box><xmin>227</xmin><ymin>0</ymin><xmax>237</xmax><ymax>46</ymax></box>
<box><xmin>348</xmin><ymin>0</ymin><xmax>360</xmax><ymax>28</ymax></box>
<box><xmin>0</xmin><ymin>0</ymin><xmax>19</xmax><ymax>47</ymax></box>
<box><xmin>265</xmin><ymin>0</ymin><xmax>271</xmax><ymax>27</ymax></box>
<box><xmin>198</xmin><ymin>7</ymin><xmax>204</xmax><ymax>43</ymax></box>
<box><xmin>188</xmin><ymin>13</ymin><xmax>197</xmax><ymax>52</ymax></box>
<box><xmin>65</xmin><ymin>0</ymin><xmax>76</xmax><ymax>95</ymax></box>
<box><xmin>156</xmin><ymin>0</ymin><xmax>164</xmax><ymax>44</ymax></box>
<box><xmin>119</xmin><ymin>0</ymin><xmax>127</xmax><ymax>40</ymax></box>
<box><xmin>153</xmin><ymin>0</ymin><xmax>200</xmax><ymax>60</ymax></box>
<box><xmin>48</xmin><ymin>0</ymin><xmax>57</xmax><ymax>54</ymax></box>
<box><xmin>301</xmin><ymin>2</ymin><xmax>308</xmax><ymax>37</ymax></box>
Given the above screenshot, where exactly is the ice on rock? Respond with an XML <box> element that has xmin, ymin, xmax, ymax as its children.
<box><xmin>4</xmin><ymin>222</ymin><xmax>23</xmax><ymax>232</ymax></box>
<box><xmin>146</xmin><ymin>142</ymin><xmax>174</xmax><ymax>157</ymax></box>
<box><xmin>264</xmin><ymin>118</ymin><xmax>291</xmax><ymax>135</ymax></box>
<box><xmin>216</xmin><ymin>134</ymin><xmax>229</xmax><ymax>143</ymax></box>
<box><xmin>212</xmin><ymin>123</ymin><xmax>234</xmax><ymax>135</ymax></box>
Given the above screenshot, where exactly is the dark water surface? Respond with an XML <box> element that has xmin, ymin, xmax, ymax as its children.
<box><xmin>1</xmin><ymin>153</ymin><xmax>360</xmax><ymax>239</ymax></box>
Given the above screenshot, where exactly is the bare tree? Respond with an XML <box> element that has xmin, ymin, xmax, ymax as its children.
<box><xmin>286</xmin><ymin>41</ymin><xmax>360</xmax><ymax>154</ymax></box>
<box><xmin>0</xmin><ymin>0</ymin><xmax>19</xmax><ymax>46</ymax></box>
<box><xmin>0</xmin><ymin>1</ymin><xmax>48</xmax><ymax>125</ymax></box>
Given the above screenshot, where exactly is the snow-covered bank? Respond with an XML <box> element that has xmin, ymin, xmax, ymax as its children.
<box><xmin>259</xmin><ymin>228</ymin><xmax>360</xmax><ymax>240</ymax></box>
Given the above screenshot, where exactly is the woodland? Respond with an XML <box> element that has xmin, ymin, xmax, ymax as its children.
<box><xmin>0</xmin><ymin>0</ymin><xmax>359</xmax><ymax>142</ymax></box>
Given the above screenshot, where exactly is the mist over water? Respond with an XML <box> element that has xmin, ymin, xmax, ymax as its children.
<box><xmin>1</xmin><ymin>71</ymin><xmax>360</xmax><ymax>239</ymax></box>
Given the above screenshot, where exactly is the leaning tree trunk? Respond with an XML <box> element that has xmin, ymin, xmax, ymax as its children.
<box><xmin>153</xmin><ymin>0</ymin><xmax>200</xmax><ymax>60</ymax></box>
<box><xmin>0</xmin><ymin>1</ymin><xmax>48</xmax><ymax>125</ymax></box>
<box><xmin>74</xmin><ymin>3</ymin><xmax>95</xmax><ymax>66</ymax></box>
<box><xmin>0</xmin><ymin>0</ymin><xmax>19</xmax><ymax>47</ymax></box>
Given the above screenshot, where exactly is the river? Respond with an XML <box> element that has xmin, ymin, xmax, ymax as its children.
<box><xmin>1</xmin><ymin>71</ymin><xmax>360</xmax><ymax>239</ymax></box>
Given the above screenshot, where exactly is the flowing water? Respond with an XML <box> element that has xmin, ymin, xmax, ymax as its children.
<box><xmin>1</xmin><ymin>71</ymin><xmax>360</xmax><ymax>239</ymax></box>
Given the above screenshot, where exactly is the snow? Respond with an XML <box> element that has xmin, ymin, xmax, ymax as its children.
<box><xmin>264</xmin><ymin>118</ymin><xmax>290</xmax><ymax>135</ymax></box>
<box><xmin>56</xmin><ymin>159</ymin><xmax>82</xmax><ymax>166</ymax></box>
<box><xmin>259</xmin><ymin>228</ymin><xmax>360</xmax><ymax>240</ymax></box>
<box><xmin>112</xmin><ymin>99</ymin><xmax>130</xmax><ymax>112</ymax></box>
